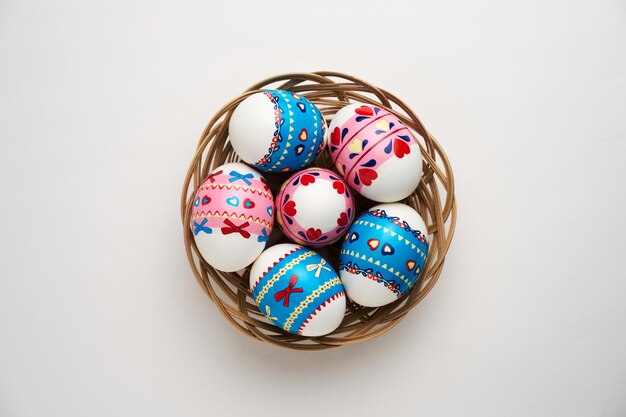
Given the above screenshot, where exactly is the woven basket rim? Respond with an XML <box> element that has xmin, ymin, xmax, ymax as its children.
<box><xmin>181</xmin><ymin>71</ymin><xmax>457</xmax><ymax>350</ymax></box>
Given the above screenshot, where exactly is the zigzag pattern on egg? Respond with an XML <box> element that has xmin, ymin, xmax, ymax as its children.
<box><xmin>250</xmin><ymin>246</ymin><xmax>301</xmax><ymax>292</ymax></box>
<box><xmin>191</xmin><ymin>210</ymin><xmax>273</xmax><ymax>227</ymax></box>
<box><xmin>297</xmin><ymin>291</ymin><xmax>345</xmax><ymax>335</ymax></box>
<box><xmin>340</xmin><ymin>249</ymin><xmax>413</xmax><ymax>288</ymax></box>
<box><xmin>352</xmin><ymin>219</ymin><xmax>427</xmax><ymax>259</ymax></box>
<box><xmin>253</xmin><ymin>251</ymin><xmax>317</xmax><ymax>306</ymax></box>
<box><xmin>198</xmin><ymin>183</ymin><xmax>272</xmax><ymax>198</ymax></box>
<box><xmin>282</xmin><ymin>277</ymin><xmax>342</xmax><ymax>332</ymax></box>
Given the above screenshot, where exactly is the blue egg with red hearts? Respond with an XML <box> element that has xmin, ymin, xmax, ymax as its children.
<box><xmin>249</xmin><ymin>244</ymin><xmax>346</xmax><ymax>336</ymax></box>
<box><xmin>229</xmin><ymin>90</ymin><xmax>327</xmax><ymax>173</ymax></box>
<box><xmin>338</xmin><ymin>203</ymin><xmax>429</xmax><ymax>307</ymax></box>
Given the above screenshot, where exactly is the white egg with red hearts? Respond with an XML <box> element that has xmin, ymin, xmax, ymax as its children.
<box><xmin>276</xmin><ymin>168</ymin><xmax>355</xmax><ymax>247</ymax></box>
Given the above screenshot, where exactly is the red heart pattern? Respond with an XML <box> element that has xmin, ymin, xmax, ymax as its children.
<box><xmin>406</xmin><ymin>260</ymin><xmax>416</xmax><ymax>271</ymax></box>
<box><xmin>243</xmin><ymin>198</ymin><xmax>255</xmax><ymax>209</ymax></box>
<box><xmin>201</xmin><ymin>196</ymin><xmax>211</xmax><ymax>205</ymax></box>
<box><xmin>332</xmin><ymin>180</ymin><xmax>345</xmax><ymax>194</ymax></box>
<box><xmin>358</xmin><ymin>168</ymin><xmax>378</xmax><ymax>186</ymax></box>
<box><xmin>355</xmin><ymin>106</ymin><xmax>373</xmax><ymax>116</ymax></box>
<box><xmin>330</xmin><ymin>127</ymin><xmax>341</xmax><ymax>146</ymax></box>
<box><xmin>306</xmin><ymin>228</ymin><xmax>322</xmax><ymax>241</ymax></box>
<box><xmin>367</xmin><ymin>239</ymin><xmax>380</xmax><ymax>250</ymax></box>
<box><xmin>283</xmin><ymin>200</ymin><xmax>297</xmax><ymax>217</ymax></box>
<box><xmin>300</xmin><ymin>174</ymin><xmax>316</xmax><ymax>186</ymax></box>
<box><xmin>337</xmin><ymin>212</ymin><xmax>348</xmax><ymax>227</ymax></box>
<box><xmin>393</xmin><ymin>139</ymin><xmax>411</xmax><ymax>158</ymax></box>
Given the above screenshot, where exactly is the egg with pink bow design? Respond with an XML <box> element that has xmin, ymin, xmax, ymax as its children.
<box><xmin>327</xmin><ymin>103</ymin><xmax>423</xmax><ymax>202</ymax></box>
<box><xmin>276</xmin><ymin>168</ymin><xmax>355</xmax><ymax>247</ymax></box>
<box><xmin>191</xmin><ymin>162</ymin><xmax>274</xmax><ymax>272</ymax></box>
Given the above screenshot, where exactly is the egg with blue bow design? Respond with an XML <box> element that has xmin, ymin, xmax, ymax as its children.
<box><xmin>191</xmin><ymin>162</ymin><xmax>274</xmax><ymax>272</ymax></box>
<box><xmin>250</xmin><ymin>243</ymin><xmax>346</xmax><ymax>336</ymax></box>
<box><xmin>338</xmin><ymin>203</ymin><xmax>429</xmax><ymax>307</ymax></box>
<box><xmin>229</xmin><ymin>90</ymin><xmax>327</xmax><ymax>173</ymax></box>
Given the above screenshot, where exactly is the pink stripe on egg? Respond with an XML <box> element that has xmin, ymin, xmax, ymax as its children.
<box><xmin>344</xmin><ymin>126</ymin><xmax>411</xmax><ymax>185</ymax></box>
<box><xmin>331</xmin><ymin>110</ymin><xmax>391</xmax><ymax>164</ymax></box>
<box><xmin>191</xmin><ymin>173</ymin><xmax>274</xmax><ymax>236</ymax></box>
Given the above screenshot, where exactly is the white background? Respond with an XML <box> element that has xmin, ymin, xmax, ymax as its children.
<box><xmin>1</xmin><ymin>1</ymin><xmax>625</xmax><ymax>416</ymax></box>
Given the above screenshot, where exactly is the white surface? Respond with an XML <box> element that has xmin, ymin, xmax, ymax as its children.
<box><xmin>1</xmin><ymin>1</ymin><xmax>625</xmax><ymax>416</ymax></box>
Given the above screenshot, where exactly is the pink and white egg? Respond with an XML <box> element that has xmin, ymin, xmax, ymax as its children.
<box><xmin>327</xmin><ymin>103</ymin><xmax>423</xmax><ymax>202</ymax></box>
<box><xmin>191</xmin><ymin>163</ymin><xmax>274</xmax><ymax>272</ymax></box>
<box><xmin>276</xmin><ymin>168</ymin><xmax>354</xmax><ymax>247</ymax></box>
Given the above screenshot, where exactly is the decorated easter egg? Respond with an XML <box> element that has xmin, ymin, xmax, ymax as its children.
<box><xmin>229</xmin><ymin>90</ymin><xmax>327</xmax><ymax>173</ymax></box>
<box><xmin>327</xmin><ymin>103</ymin><xmax>422</xmax><ymax>202</ymax></box>
<box><xmin>250</xmin><ymin>243</ymin><xmax>346</xmax><ymax>336</ymax></box>
<box><xmin>338</xmin><ymin>203</ymin><xmax>429</xmax><ymax>307</ymax></box>
<box><xmin>191</xmin><ymin>163</ymin><xmax>274</xmax><ymax>272</ymax></box>
<box><xmin>276</xmin><ymin>168</ymin><xmax>355</xmax><ymax>247</ymax></box>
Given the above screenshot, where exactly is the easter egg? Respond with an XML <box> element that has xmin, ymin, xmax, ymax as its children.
<box><xmin>250</xmin><ymin>243</ymin><xmax>346</xmax><ymax>336</ymax></box>
<box><xmin>276</xmin><ymin>168</ymin><xmax>355</xmax><ymax>247</ymax></box>
<box><xmin>229</xmin><ymin>90</ymin><xmax>327</xmax><ymax>173</ymax></box>
<box><xmin>327</xmin><ymin>103</ymin><xmax>422</xmax><ymax>202</ymax></box>
<box><xmin>191</xmin><ymin>163</ymin><xmax>274</xmax><ymax>272</ymax></box>
<box><xmin>338</xmin><ymin>203</ymin><xmax>429</xmax><ymax>307</ymax></box>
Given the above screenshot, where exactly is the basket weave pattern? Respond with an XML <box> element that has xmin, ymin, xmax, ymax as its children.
<box><xmin>181</xmin><ymin>72</ymin><xmax>456</xmax><ymax>350</ymax></box>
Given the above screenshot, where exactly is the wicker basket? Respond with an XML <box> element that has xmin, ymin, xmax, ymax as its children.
<box><xmin>181</xmin><ymin>72</ymin><xmax>456</xmax><ymax>350</ymax></box>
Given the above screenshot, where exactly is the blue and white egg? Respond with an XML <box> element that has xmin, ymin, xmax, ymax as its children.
<box><xmin>250</xmin><ymin>243</ymin><xmax>346</xmax><ymax>336</ymax></box>
<box><xmin>338</xmin><ymin>203</ymin><xmax>429</xmax><ymax>307</ymax></box>
<box><xmin>229</xmin><ymin>90</ymin><xmax>326</xmax><ymax>173</ymax></box>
